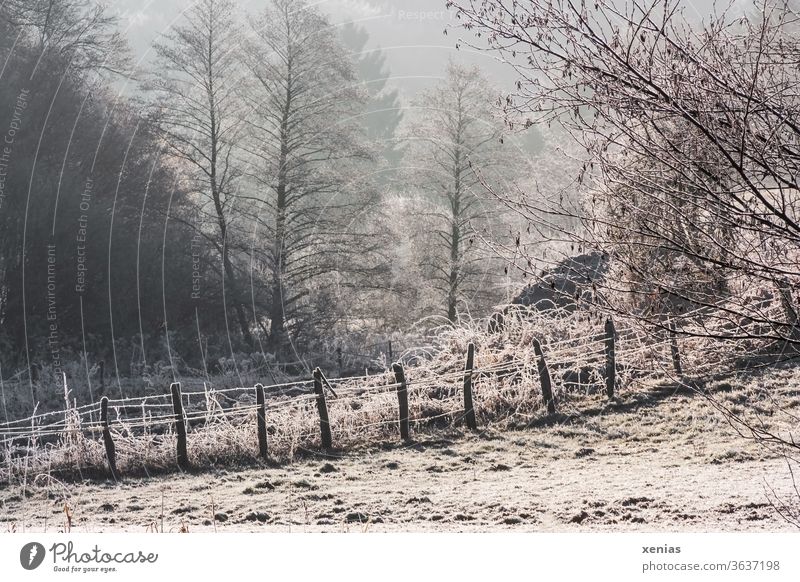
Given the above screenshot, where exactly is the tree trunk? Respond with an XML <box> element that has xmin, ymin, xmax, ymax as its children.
<box><xmin>268</xmin><ymin>215</ymin><xmax>287</xmax><ymax>356</ymax></box>
<box><xmin>447</xmin><ymin>216</ymin><xmax>460</xmax><ymax>323</ymax></box>
<box><xmin>447</xmin><ymin>144</ymin><xmax>463</xmax><ymax>324</ymax></box>
<box><xmin>269</xmin><ymin>72</ymin><xmax>292</xmax><ymax>356</ymax></box>
<box><xmin>212</xmin><ymin>189</ymin><xmax>253</xmax><ymax>349</ymax></box>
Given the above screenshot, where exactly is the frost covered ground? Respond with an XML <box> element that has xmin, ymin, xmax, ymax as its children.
<box><xmin>3</xmin><ymin>370</ymin><xmax>797</xmax><ymax>532</ymax></box>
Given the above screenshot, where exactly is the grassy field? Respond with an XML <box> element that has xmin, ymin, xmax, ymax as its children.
<box><xmin>2</xmin><ymin>366</ymin><xmax>798</xmax><ymax>532</ymax></box>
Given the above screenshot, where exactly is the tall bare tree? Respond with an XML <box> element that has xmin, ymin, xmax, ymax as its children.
<box><xmin>239</xmin><ymin>0</ymin><xmax>382</xmax><ymax>355</ymax></box>
<box><xmin>145</xmin><ymin>0</ymin><xmax>254</xmax><ymax>348</ymax></box>
<box><xmin>405</xmin><ymin>61</ymin><xmax>511</xmax><ymax>322</ymax></box>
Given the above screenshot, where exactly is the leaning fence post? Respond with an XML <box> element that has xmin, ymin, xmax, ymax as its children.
<box><xmin>605</xmin><ymin>317</ymin><xmax>617</xmax><ymax>399</ymax></box>
<box><xmin>255</xmin><ymin>383</ymin><xmax>268</xmax><ymax>460</ymax></box>
<box><xmin>100</xmin><ymin>397</ymin><xmax>118</xmax><ymax>481</ymax></box>
<box><xmin>669</xmin><ymin>321</ymin><xmax>683</xmax><ymax>378</ymax></box>
<box><xmin>463</xmin><ymin>343</ymin><xmax>478</xmax><ymax>430</ymax></box>
<box><xmin>392</xmin><ymin>362</ymin><xmax>410</xmax><ymax>441</ymax></box>
<box><xmin>532</xmin><ymin>339</ymin><xmax>556</xmax><ymax>415</ymax></box>
<box><xmin>313</xmin><ymin>368</ymin><xmax>333</xmax><ymax>449</ymax></box>
<box><xmin>170</xmin><ymin>382</ymin><xmax>189</xmax><ymax>470</ymax></box>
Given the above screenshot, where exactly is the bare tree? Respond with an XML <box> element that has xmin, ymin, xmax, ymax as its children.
<box><xmin>239</xmin><ymin>0</ymin><xmax>383</xmax><ymax>355</ymax></box>
<box><xmin>144</xmin><ymin>0</ymin><xmax>254</xmax><ymax>348</ymax></box>
<box><xmin>448</xmin><ymin>0</ymin><xmax>800</xmax><ymax>343</ymax></box>
<box><xmin>405</xmin><ymin>61</ymin><xmax>512</xmax><ymax>322</ymax></box>
<box><xmin>1</xmin><ymin>0</ymin><xmax>129</xmax><ymax>74</ymax></box>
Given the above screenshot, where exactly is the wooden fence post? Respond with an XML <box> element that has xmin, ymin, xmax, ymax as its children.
<box><xmin>388</xmin><ymin>341</ymin><xmax>394</xmax><ymax>364</ymax></box>
<box><xmin>170</xmin><ymin>382</ymin><xmax>189</xmax><ymax>470</ymax></box>
<box><xmin>605</xmin><ymin>318</ymin><xmax>617</xmax><ymax>399</ymax></box>
<box><xmin>313</xmin><ymin>368</ymin><xmax>333</xmax><ymax>449</ymax></box>
<box><xmin>669</xmin><ymin>321</ymin><xmax>683</xmax><ymax>378</ymax></box>
<box><xmin>532</xmin><ymin>339</ymin><xmax>556</xmax><ymax>415</ymax></box>
<box><xmin>100</xmin><ymin>397</ymin><xmax>118</xmax><ymax>481</ymax></box>
<box><xmin>336</xmin><ymin>347</ymin><xmax>343</xmax><ymax>377</ymax></box>
<box><xmin>463</xmin><ymin>343</ymin><xmax>478</xmax><ymax>430</ymax></box>
<box><xmin>255</xmin><ymin>383</ymin><xmax>268</xmax><ymax>460</ymax></box>
<box><xmin>392</xmin><ymin>362</ymin><xmax>410</xmax><ymax>441</ymax></box>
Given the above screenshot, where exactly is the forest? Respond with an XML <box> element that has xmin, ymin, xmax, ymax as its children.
<box><xmin>0</xmin><ymin>0</ymin><xmax>546</xmax><ymax>400</ymax></box>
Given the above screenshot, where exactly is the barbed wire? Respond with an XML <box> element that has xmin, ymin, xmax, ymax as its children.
<box><xmin>0</xmin><ymin>312</ymin><xmax>760</xmax><ymax>455</ymax></box>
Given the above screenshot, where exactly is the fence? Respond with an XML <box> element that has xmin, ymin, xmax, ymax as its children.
<box><xmin>0</xmin><ymin>316</ymin><xmax>670</xmax><ymax>482</ymax></box>
<box><xmin>0</xmin><ymin>302</ymin><xmax>780</xmax><ymax>482</ymax></box>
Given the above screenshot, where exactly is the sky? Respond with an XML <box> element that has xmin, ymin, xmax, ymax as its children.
<box><xmin>109</xmin><ymin>0</ymin><xmax>529</xmax><ymax>102</ymax></box>
<box><xmin>108</xmin><ymin>0</ymin><xmax>749</xmax><ymax>105</ymax></box>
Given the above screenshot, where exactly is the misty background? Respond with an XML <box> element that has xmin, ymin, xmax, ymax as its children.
<box><xmin>0</xmin><ymin>0</ymin><xmax>759</xmax><ymax>412</ymax></box>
